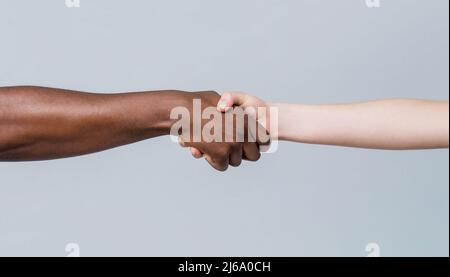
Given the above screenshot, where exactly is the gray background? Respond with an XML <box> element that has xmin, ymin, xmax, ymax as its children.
<box><xmin>0</xmin><ymin>0</ymin><xmax>448</xmax><ymax>257</ymax></box>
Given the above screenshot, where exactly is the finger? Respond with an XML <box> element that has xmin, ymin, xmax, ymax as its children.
<box><xmin>243</xmin><ymin>142</ymin><xmax>261</xmax><ymax>162</ymax></box>
<box><xmin>204</xmin><ymin>154</ymin><xmax>229</xmax><ymax>172</ymax></box>
<box><xmin>217</xmin><ymin>92</ymin><xmax>248</xmax><ymax>112</ymax></box>
<box><xmin>190</xmin><ymin>147</ymin><xmax>203</xmax><ymax>159</ymax></box>
<box><xmin>178</xmin><ymin>136</ymin><xmax>188</xmax><ymax>148</ymax></box>
<box><xmin>254</xmin><ymin>121</ymin><xmax>271</xmax><ymax>146</ymax></box>
<box><xmin>229</xmin><ymin>146</ymin><xmax>243</xmax><ymax>167</ymax></box>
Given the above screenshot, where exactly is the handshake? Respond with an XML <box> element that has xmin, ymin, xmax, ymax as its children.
<box><xmin>0</xmin><ymin>86</ymin><xmax>447</xmax><ymax>167</ymax></box>
<box><xmin>170</xmin><ymin>91</ymin><xmax>275</xmax><ymax>171</ymax></box>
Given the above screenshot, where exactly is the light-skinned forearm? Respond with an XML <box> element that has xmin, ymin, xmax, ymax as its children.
<box><xmin>271</xmin><ymin>99</ymin><xmax>449</xmax><ymax>149</ymax></box>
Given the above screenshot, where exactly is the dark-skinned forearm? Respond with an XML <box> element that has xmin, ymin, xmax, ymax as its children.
<box><xmin>0</xmin><ymin>86</ymin><xmax>189</xmax><ymax>161</ymax></box>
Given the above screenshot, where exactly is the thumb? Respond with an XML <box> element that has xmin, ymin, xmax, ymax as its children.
<box><xmin>217</xmin><ymin>92</ymin><xmax>248</xmax><ymax>112</ymax></box>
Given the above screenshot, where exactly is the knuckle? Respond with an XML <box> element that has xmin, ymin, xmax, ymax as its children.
<box><xmin>199</xmin><ymin>90</ymin><xmax>219</xmax><ymax>97</ymax></box>
<box><xmin>211</xmin><ymin>152</ymin><xmax>228</xmax><ymax>165</ymax></box>
<box><xmin>206</xmin><ymin>90</ymin><xmax>219</xmax><ymax>95</ymax></box>
<box><xmin>216</xmin><ymin>164</ymin><xmax>229</xmax><ymax>172</ymax></box>
<box><xmin>231</xmin><ymin>142</ymin><xmax>241</xmax><ymax>149</ymax></box>
<box><xmin>249</xmin><ymin>152</ymin><xmax>261</xmax><ymax>162</ymax></box>
<box><xmin>217</xmin><ymin>155</ymin><xmax>229</xmax><ymax>164</ymax></box>
<box><xmin>220</xmin><ymin>145</ymin><xmax>232</xmax><ymax>155</ymax></box>
<box><xmin>230</xmin><ymin>160</ymin><xmax>242</xmax><ymax>167</ymax></box>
